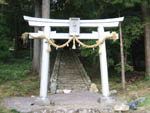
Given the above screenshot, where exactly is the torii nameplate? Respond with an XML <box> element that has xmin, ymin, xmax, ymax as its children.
<box><xmin>69</xmin><ymin>18</ymin><xmax>80</xmax><ymax>36</ymax></box>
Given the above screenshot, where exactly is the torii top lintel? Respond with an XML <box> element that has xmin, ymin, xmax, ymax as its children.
<box><xmin>24</xmin><ymin>16</ymin><xmax>124</xmax><ymax>28</ymax></box>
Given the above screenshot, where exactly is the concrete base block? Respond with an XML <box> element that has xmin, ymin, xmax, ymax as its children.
<box><xmin>97</xmin><ymin>96</ymin><xmax>115</xmax><ymax>105</ymax></box>
<box><xmin>50</xmin><ymin>82</ymin><xmax>57</xmax><ymax>94</ymax></box>
<box><xmin>35</xmin><ymin>97</ymin><xmax>51</xmax><ymax>106</ymax></box>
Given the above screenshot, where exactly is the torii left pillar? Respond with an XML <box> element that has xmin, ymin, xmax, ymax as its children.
<box><xmin>36</xmin><ymin>26</ymin><xmax>51</xmax><ymax>105</ymax></box>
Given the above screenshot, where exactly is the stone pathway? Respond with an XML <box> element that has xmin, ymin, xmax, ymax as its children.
<box><xmin>57</xmin><ymin>50</ymin><xmax>90</xmax><ymax>92</ymax></box>
<box><xmin>2</xmin><ymin>92</ymin><xmax>115</xmax><ymax>113</ymax></box>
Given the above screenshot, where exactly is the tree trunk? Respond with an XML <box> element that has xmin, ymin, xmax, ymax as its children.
<box><xmin>42</xmin><ymin>0</ymin><xmax>50</xmax><ymax>18</ymax></box>
<box><xmin>142</xmin><ymin>1</ymin><xmax>150</xmax><ymax>76</ymax></box>
<box><xmin>32</xmin><ymin>0</ymin><xmax>41</xmax><ymax>73</ymax></box>
<box><xmin>14</xmin><ymin>16</ymin><xmax>19</xmax><ymax>50</ymax></box>
<box><xmin>119</xmin><ymin>23</ymin><xmax>126</xmax><ymax>90</ymax></box>
<box><xmin>41</xmin><ymin>0</ymin><xmax>50</xmax><ymax>61</ymax></box>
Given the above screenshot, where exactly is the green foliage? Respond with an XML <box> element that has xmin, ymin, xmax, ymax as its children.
<box><xmin>79</xmin><ymin>16</ymin><xmax>143</xmax><ymax>73</ymax></box>
<box><xmin>0</xmin><ymin>55</ymin><xmax>31</xmax><ymax>83</ymax></box>
<box><xmin>51</xmin><ymin>0</ymin><xmax>104</xmax><ymax>19</ymax></box>
<box><xmin>0</xmin><ymin>107</ymin><xmax>20</xmax><ymax>113</ymax></box>
<box><xmin>79</xmin><ymin>40</ymin><xmax>99</xmax><ymax>65</ymax></box>
<box><xmin>0</xmin><ymin>21</ymin><xmax>13</xmax><ymax>61</ymax></box>
<box><xmin>10</xmin><ymin>109</ymin><xmax>20</xmax><ymax>113</ymax></box>
<box><xmin>115</xmin><ymin>62</ymin><xmax>134</xmax><ymax>73</ymax></box>
<box><xmin>80</xmin><ymin>41</ymin><xmax>98</xmax><ymax>57</ymax></box>
<box><xmin>0</xmin><ymin>0</ymin><xmax>32</xmax><ymax>51</ymax></box>
<box><xmin>0</xmin><ymin>0</ymin><xmax>33</xmax><ymax>61</ymax></box>
<box><xmin>111</xmin><ymin>0</ymin><xmax>141</xmax><ymax>7</ymax></box>
<box><xmin>138</xmin><ymin>97</ymin><xmax>150</xmax><ymax>108</ymax></box>
<box><xmin>122</xmin><ymin>16</ymin><xmax>144</xmax><ymax>54</ymax></box>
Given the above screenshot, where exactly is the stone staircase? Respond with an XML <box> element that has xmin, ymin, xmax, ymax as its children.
<box><xmin>50</xmin><ymin>50</ymin><xmax>92</xmax><ymax>93</ymax></box>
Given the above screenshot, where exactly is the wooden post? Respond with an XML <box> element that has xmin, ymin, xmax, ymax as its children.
<box><xmin>32</xmin><ymin>0</ymin><xmax>41</xmax><ymax>73</ymax></box>
<box><xmin>119</xmin><ymin>23</ymin><xmax>126</xmax><ymax>89</ymax></box>
<box><xmin>98</xmin><ymin>26</ymin><xmax>110</xmax><ymax>97</ymax></box>
<box><xmin>40</xmin><ymin>26</ymin><xmax>50</xmax><ymax>99</ymax></box>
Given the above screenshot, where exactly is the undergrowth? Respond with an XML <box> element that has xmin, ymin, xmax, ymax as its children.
<box><xmin>0</xmin><ymin>50</ymin><xmax>39</xmax><ymax>113</ymax></box>
<box><xmin>0</xmin><ymin>57</ymin><xmax>31</xmax><ymax>83</ymax></box>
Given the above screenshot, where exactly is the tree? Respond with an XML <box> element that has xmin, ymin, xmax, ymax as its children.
<box><xmin>32</xmin><ymin>0</ymin><xmax>50</xmax><ymax>74</ymax></box>
<box><xmin>119</xmin><ymin>22</ymin><xmax>126</xmax><ymax>89</ymax></box>
<box><xmin>32</xmin><ymin>0</ymin><xmax>41</xmax><ymax>73</ymax></box>
<box><xmin>0</xmin><ymin>0</ymin><xmax>32</xmax><ymax>61</ymax></box>
<box><xmin>42</xmin><ymin>0</ymin><xmax>50</xmax><ymax>18</ymax></box>
<box><xmin>141</xmin><ymin>0</ymin><xmax>150</xmax><ymax>76</ymax></box>
<box><xmin>111</xmin><ymin>0</ymin><xmax>150</xmax><ymax>77</ymax></box>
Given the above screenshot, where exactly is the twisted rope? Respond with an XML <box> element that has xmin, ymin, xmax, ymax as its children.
<box><xmin>22</xmin><ymin>32</ymin><xmax>117</xmax><ymax>54</ymax></box>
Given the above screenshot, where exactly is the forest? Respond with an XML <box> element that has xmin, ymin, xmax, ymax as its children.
<box><xmin>0</xmin><ymin>0</ymin><xmax>150</xmax><ymax>113</ymax></box>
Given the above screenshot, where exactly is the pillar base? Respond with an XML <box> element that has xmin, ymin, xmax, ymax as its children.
<box><xmin>97</xmin><ymin>96</ymin><xmax>115</xmax><ymax>105</ymax></box>
<box><xmin>35</xmin><ymin>97</ymin><xmax>51</xmax><ymax>106</ymax></box>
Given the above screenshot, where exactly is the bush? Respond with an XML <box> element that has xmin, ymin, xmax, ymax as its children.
<box><xmin>0</xmin><ymin>21</ymin><xmax>14</xmax><ymax>62</ymax></box>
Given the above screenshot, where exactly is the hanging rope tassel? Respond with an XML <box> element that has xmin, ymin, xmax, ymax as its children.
<box><xmin>47</xmin><ymin>44</ymin><xmax>51</xmax><ymax>52</ymax></box>
<box><xmin>99</xmin><ymin>45</ymin><xmax>102</xmax><ymax>55</ymax></box>
<box><xmin>21</xmin><ymin>32</ymin><xmax>29</xmax><ymax>40</ymax></box>
<box><xmin>112</xmin><ymin>32</ymin><xmax>117</xmax><ymax>41</ymax></box>
<box><xmin>72</xmin><ymin>36</ymin><xmax>76</xmax><ymax>49</ymax></box>
<box><xmin>21</xmin><ymin>32</ymin><xmax>29</xmax><ymax>44</ymax></box>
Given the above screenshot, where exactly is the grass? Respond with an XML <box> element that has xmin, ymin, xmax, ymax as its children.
<box><xmin>95</xmin><ymin>73</ymin><xmax>150</xmax><ymax>112</ymax></box>
<box><xmin>0</xmin><ymin>50</ymin><xmax>40</xmax><ymax>113</ymax></box>
<box><xmin>0</xmin><ymin>56</ymin><xmax>40</xmax><ymax>97</ymax></box>
<box><xmin>91</xmin><ymin>76</ymin><xmax>150</xmax><ymax>113</ymax></box>
<box><xmin>0</xmin><ymin>57</ymin><xmax>31</xmax><ymax>82</ymax></box>
<box><xmin>0</xmin><ymin>107</ymin><xmax>20</xmax><ymax>113</ymax></box>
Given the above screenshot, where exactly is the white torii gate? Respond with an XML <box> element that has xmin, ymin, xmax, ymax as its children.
<box><xmin>23</xmin><ymin>16</ymin><xmax>124</xmax><ymax>102</ymax></box>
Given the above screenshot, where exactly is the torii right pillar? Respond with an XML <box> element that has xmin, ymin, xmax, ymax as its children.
<box><xmin>98</xmin><ymin>26</ymin><xmax>110</xmax><ymax>97</ymax></box>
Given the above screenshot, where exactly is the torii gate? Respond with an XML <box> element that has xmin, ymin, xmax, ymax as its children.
<box><xmin>23</xmin><ymin>16</ymin><xmax>124</xmax><ymax>103</ymax></box>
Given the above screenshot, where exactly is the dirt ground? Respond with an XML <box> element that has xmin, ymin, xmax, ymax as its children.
<box><xmin>1</xmin><ymin>92</ymin><xmax>115</xmax><ymax>113</ymax></box>
<box><xmin>1</xmin><ymin>90</ymin><xmax>150</xmax><ymax>113</ymax></box>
